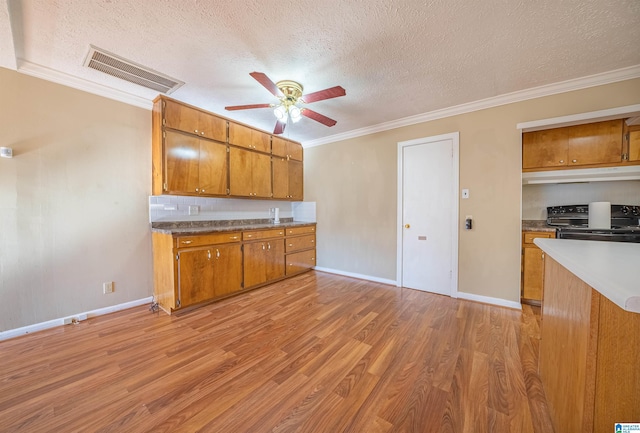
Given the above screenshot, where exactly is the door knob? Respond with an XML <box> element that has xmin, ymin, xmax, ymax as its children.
<box><xmin>404</xmin><ymin>224</ymin><xmax>410</xmax><ymax>228</ymax></box>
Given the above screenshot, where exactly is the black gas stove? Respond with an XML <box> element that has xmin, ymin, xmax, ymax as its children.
<box><xmin>546</xmin><ymin>204</ymin><xmax>640</xmax><ymax>243</ymax></box>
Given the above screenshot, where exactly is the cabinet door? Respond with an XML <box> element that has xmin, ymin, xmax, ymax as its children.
<box><xmin>198</xmin><ymin>113</ymin><xmax>226</xmax><ymax>142</ymax></box>
<box><xmin>272</xmin><ymin>157</ymin><xmax>289</xmax><ymax>199</ymax></box>
<box><xmin>264</xmin><ymin>239</ymin><xmax>285</xmax><ymax>281</ymax></box>
<box><xmin>164</xmin><ymin>131</ymin><xmax>200</xmax><ymax>194</ymax></box>
<box><xmin>229</xmin><ymin>123</ymin><xmax>256</xmax><ymax>150</ymax></box>
<box><xmin>272</xmin><ymin>136</ymin><xmax>288</xmax><ymax>157</ymax></box>
<box><xmin>213</xmin><ymin>244</ymin><xmax>243</xmax><ymax>297</ymax></box>
<box><xmin>522</xmin><ymin>247</ymin><xmax>544</xmax><ymax>301</ymax></box>
<box><xmin>164</xmin><ymin>100</ymin><xmax>200</xmax><ymax>135</ymax></box>
<box><xmin>199</xmin><ymin>141</ymin><xmax>228</xmax><ymax>195</ymax></box>
<box><xmin>567</xmin><ymin>120</ymin><xmax>623</xmax><ymax>166</ymax></box>
<box><xmin>229</xmin><ymin>147</ymin><xmax>253</xmax><ymax>196</ymax></box>
<box><xmin>287</xmin><ymin>141</ymin><xmax>303</xmax><ymax>161</ymax></box>
<box><xmin>288</xmin><ymin>160</ymin><xmax>303</xmax><ymax>200</ymax></box>
<box><xmin>244</xmin><ymin>242</ymin><xmax>266</xmax><ymax>288</ymax></box>
<box><xmin>252</xmin><ymin>130</ymin><xmax>271</xmax><ymax>153</ymax></box>
<box><xmin>627</xmin><ymin>128</ymin><xmax>640</xmax><ymax>162</ymax></box>
<box><xmin>178</xmin><ymin>248</ymin><xmax>214</xmax><ymax>307</ymax></box>
<box><xmin>252</xmin><ymin>152</ymin><xmax>272</xmax><ymax>198</ymax></box>
<box><xmin>522</xmin><ymin>128</ymin><xmax>568</xmax><ymax>169</ymax></box>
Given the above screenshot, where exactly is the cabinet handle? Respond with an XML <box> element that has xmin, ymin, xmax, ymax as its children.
<box><xmin>216</xmin><ymin>248</ymin><xmax>220</xmax><ymax>259</ymax></box>
<box><xmin>559</xmin><ymin>160</ymin><xmax>564</xmax><ymax>163</ymax></box>
<box><xmin>230</xmin><ymin>236</ymin><xmax>239</xmax><ymax>240</ymax></box>
<box><xmin>289</xmin><ymin>244</ymin><xmax>293</xmax><ymax>247</ymax></box>
<box><xmin>201</xmin><ymin>189</ymin><xmax>205</xmax><ymax>193</ymax></box>
<box><xmin>267</xmin><ymin>242</ymin><xmax>271</xmax><ymax>250</ymax></box>
<box><xmin>207</xmin><ymin>250</ymin><xmax>211</xmax><ymax>260</ymax></box>
<box><xmin>181</xmin><ymin>240</ymin><xmax>192</xmax><ymax>244</ymax></box>
<box><xmin>201</xmin><ymin>131</ymin><xmax>205</xmax><ymax>136</ymax></box>
<box><xmin>195</xmin><ymin>188</ymin><xmax>199</xmax><ymax>192</ymax></box>
<box><xmin>194</xmin><ymin>129</ymin><xmax>199</xmax><ymax>133</ymax></box>
<box><xmin>572</xmin><ymin>159</ymin><xmax>577</xmax><ymax>163</ymax></box>
<box><xmin>262</xmin><ymin>243</ymin><xmax>266</xmax><ymax>250</ymax></box>
<box><xmin>311</xmin><ymin>240</ymin><xmax>315</xmax><ymax>243</ymax></box>
<box><xmin>247</xmin><ymin>234</ymin><xmax>253</xmax><ymax>238</ymax></box>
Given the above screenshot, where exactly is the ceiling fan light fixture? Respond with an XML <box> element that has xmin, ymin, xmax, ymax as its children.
<box><xmin>274</xmin><ymin>105</ymin><xmax>287</xmax><ymax>122</ymax></box>
<box><xmin>289</xmin><ymin>105</ymin><xmax>301</xmax><ymax>123</ymax></box>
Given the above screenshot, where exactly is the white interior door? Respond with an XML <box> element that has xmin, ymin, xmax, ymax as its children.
<box><xmin>397</xmin><ymin>133</ymin><xmax>459</xmax><ymax>296</ymax></box>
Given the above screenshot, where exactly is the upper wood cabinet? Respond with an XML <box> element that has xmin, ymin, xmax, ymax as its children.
<box><xmin>229</xmin><ymin>122</ymin><xmax>270</xmax><ymax>153</ymax></box>
<box><xmin>153</xmin><ymin>96</ymin><xmax>303</xmax><ymax>200</ymax></box>
<box><xmin>163</xmin><ymin>130</ymin><xmax>227</xmax><ymax>196</ymax></box>
<box><xmin>164</xmin><ymin>99</ymin><xmax>226</xmax><ymax>142</ymax></box>
<box><xmin>272</xmin><ymin>137</ymin><xmax>303</xmax><ymax>161</ymax></box>
<box><xmin>624</xmin><ymin>123</ymin><xmax>640</xmax><ymax>162</ymax></box>
<box><xmin>273</xmin><ymin>157</ymin><xmax>303</xmax><ymax>200</ymax></box>
<box><xmin>229</xmin><ymin>147</ymin><xmax>272</xmax><ymax>198</ymax></box>
<box><xmin>523</xmin><ymin>119</ymin><xmax>625</xmax><ymax>171</ymax></box>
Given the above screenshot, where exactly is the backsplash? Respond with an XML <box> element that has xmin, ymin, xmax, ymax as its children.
<box><xmin>149</xmin><ymin>195</ymin><xmax>317</xmax><ymax>223</ymax></box>
<box><xmin>522</xmin><ymin>180</ymin><xmax>640</xmax><ymax>220</ymax></box>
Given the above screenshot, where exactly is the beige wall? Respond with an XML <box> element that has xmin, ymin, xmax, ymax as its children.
<box><xmin>305</xmin><ymin>78</ymin><xmax>640</xmax><ymax>303</ymax></box>
<box><xmin>0</xmin><ymin>67</ymin><xmax>153</xmax><ymax>330</ymax></box>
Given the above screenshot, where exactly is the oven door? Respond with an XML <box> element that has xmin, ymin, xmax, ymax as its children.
<box><xmin>556</xmin><ymin>228</ymin><xmax>640</xmax><ymax>243</ymax></box>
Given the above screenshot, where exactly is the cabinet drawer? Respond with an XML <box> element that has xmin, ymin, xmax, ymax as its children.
<box><xmin>286</xmin><ymin>249</ymin><xmax>316</xmax><ymax>275</ymax></box>
<box><xmin>286</xmin><ymin>225</ymin><xmax>316</xmax><ymax>236</ymax></box>
<box><xmin>243</xmin><ymin>228</ymin><xmax>284</xmax><ymax>241</ymax></box>
<box><xmin>286</xmin><ymin>234</ymin><xmax>315</xmax><ymax>252</ymax></box>
<box><xmin>175</xmin><ymin>232</ymin><xmax>241</xmax><ymax>248</ymax></box>
<box><xmin>523</xmin><ymin>231</ymin><xmax>554</xmax><ymax>245</ymax></box>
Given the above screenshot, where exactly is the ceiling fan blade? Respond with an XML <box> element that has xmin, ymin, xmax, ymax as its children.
<box><xmin>250</xmin><ymin>72</ymin><xmax>282</xmax><ymax>97</ymax></box>
<box><xmin>301</xmin><ymin>86</ymin><xmax>346</xmax><ymax>104</ymax></box>
<box><xmin>301</xmin><ymin>109</ymin><xmax>337</xmax><ymax>127</ymax></box>
<box><xmin>273</xmin><ymin>120</ymin><xmax>286</xmax><ymax>135</ymax></box>
<box><xmin>225</xmin><ymin>103</ymin><xmax>272</xmax><ymax>111</ymax></box>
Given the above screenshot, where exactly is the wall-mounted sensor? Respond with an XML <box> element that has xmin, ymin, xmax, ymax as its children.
<box><xmin>465</xmin><ymin>215</ymin><xmax>473</xmax><ymax>230</ymax></box>
<box><xmin>0</xmin><ymin>147</ymin><xmax>13</xmax><ymax>158</ymax></box>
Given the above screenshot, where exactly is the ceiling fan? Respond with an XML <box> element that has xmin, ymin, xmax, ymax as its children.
<box><xmin>225</xmin><ymin>72</ymin><xmax>346</xmax><ymax>135</ymax></box>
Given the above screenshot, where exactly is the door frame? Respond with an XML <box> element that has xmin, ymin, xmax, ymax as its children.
<box><xmin>396</xmin><ymin>132</ymin><xmax>460</xmax><ymax>297</ymax></box>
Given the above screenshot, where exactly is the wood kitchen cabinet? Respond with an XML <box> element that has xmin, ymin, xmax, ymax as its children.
<box><xmin>522</xmin><ymin>119</ymin><xmax>625</xmax><ymax>171</ymax></box>
<box><xmin>521</xmin><ymin>230</ymin><xmax>555</xmax><ymax>304</ymax></box>
<box><xmin>243</xmin><ymin>229</ymin><xmax>285</xmax><ymax>288</ymax></box>
<box><xmin>624</xmin><ymin>122</ymin><xmax>640</xmax><ymax>162</ymax></box>
<box><xmin>152</xmin><ymin>231</ymin><xmax>243</xmax><ymax>313</ymax></box>
<box><xmin>272</xmin><ymin>157</ymin><xmax>303</xmax><ymax>200</ymax></box>
<box><xmin>540</xmin><ymin>256</ymin><xmax>640</xmax><ymax>433</ymax></box>
<box><xmin>164</xmin><ymin>98</ymin><xmax>227</xmax><ymax>142</ymax></box>
<box><xmin>272</xmin><ymin>136</ymin><xmax>303</xmax><ymax>161</ymax></box>
<box><xmin>285</xmin><ymin>225</ymin><xmax>316</xmax><ymax>276</ymax></box>
<box><xmin>163</xmin><ymin>130</ymin><xmax>228</xmax><ymax>196</ymax></box>
<box><xmin>229</xmin><ymin>122</ymin><xmax>271</xmax><ymax>153</ymax></box>
<box><xmin>229</xmin><ymin>147</ymin><xmax>272</xmax><ymax>198</ymax></box>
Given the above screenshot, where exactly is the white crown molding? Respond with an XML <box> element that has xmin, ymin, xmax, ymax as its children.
<box><xmin>303</xmin><ymin>64</ymin><xmax>640</xmax><ymax>148</ymax></box>
<box><xmin>17</xmin><ymin>59</ymin><xmax>154</xmax><ymax>110</ymax></box>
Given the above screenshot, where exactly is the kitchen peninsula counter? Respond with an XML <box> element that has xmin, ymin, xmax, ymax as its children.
<box><xmin>534</xmin><ymin>238</ymin><xmax>640</xmax><ymax>433</ymax></box>
<box><xmin>534</xmin><ymin>238</ymin><xmax>640</xmax><ymax>313</ymax></box>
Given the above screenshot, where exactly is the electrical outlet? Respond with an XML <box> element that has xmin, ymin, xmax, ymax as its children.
<box><xmin>188</xmin><ymin>205</ymin><xmax>199</xmax><ymax>215</ymax></box>
<box><xmin>103</xmin><ymin>281</ymin><xmax>114</xmax><ymax>294</ymax></box>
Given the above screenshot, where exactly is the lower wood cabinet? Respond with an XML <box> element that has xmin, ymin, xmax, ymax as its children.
<box><xmin>152</xmin><ymin>231</ymin><xmax>243</xmax><ymax>313</ymax></box>
<box><xmin>285</xmin><ymin>225</ymin><xmax>316</xmax><ymax>276</ymax></box>
<box><xmin>521</xmin><ymin>230</ymin><xmax>555</xmax><ymax>304</ymax></box>
<box><xmin>243</xmin><ymin>229</ymin><xmax>285</xmax><ymax>288</ymax></box>
<box><xmin>152</xmin><ymin>224</ymin><xmax>316</xmax><ymax>314</ymax></box>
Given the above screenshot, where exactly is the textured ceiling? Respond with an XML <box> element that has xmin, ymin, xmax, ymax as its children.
<box><xmin>2</xmin><ymin>0</ymin><xmax>640</xmax><ymax>144</ymax></box>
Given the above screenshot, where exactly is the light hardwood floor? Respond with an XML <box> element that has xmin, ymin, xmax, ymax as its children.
<box><xmin>0</xmin><ymin>271</ymin><xmax>554</xmax><ymax>432</ymax></box>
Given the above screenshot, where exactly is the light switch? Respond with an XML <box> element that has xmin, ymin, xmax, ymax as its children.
<box><xmin>462</xmin><ymin>189</ymin><xmax>469</xmax><ymax>199</ymax></box>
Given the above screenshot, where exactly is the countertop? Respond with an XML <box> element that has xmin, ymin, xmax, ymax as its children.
<box><xmin>151</xmin><ymin>219</ymin><xmax>316</xmax><ymax>236</ymax></box>
<box><xmin>534</xmin><ymin>238</ymin><xmax>640</xmax><ymax>314</ymax></box>
<box><xmin>522</xmin><ymin>220</ymin><xmax>556</xmax><ymax>233</ymax></box>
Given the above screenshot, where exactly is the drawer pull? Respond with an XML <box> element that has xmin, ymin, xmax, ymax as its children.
<box><xmin>311</xmin><ymin>240</ymin><xmax>315</xmax><ymax>243</ymax></box>
<box><xmin>230</xmin><ymin>236</ymin><xmax>239</xmax><ymax>240</ymax></box>
<box><xmin>216</xmin><ymin>249</ymin><xmax>220</xmax><ymax>258</ymax></box>
<box><xmin>207</xmin><ymin>250</ymin><xmax>211</xmax><ymax>260</ymax></box>
<box><xmin>247</xmin><ymin>234</ymin><xmax>253</xmax><ymax>238</ymax></box>
<box><xmin>181</xmin><ymin>240</ymin><xmax>192</xmax><ymax>245</ymax></box>
<box><xmin>267</xmin><ymin>242</ymin><xmax>271</xmax><ymax>250</ymax></box>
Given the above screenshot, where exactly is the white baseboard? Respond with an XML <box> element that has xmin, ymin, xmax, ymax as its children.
<box><xmin>0</xmin><ymin>297</ymin><xmax>154</xmax><ymax>341</ymax></box>
<box><xmin>456</xmin><ymin>291</ymin><xmax>522</xmax><ymax>310</ymax></box>
<box><xmin>313</xmin><ymin>267</ymin><xmax>398</xmax><ymax>286</ymax></box>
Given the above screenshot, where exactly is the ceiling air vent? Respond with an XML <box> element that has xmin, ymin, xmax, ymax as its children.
<box><xmin>83</xmin><ymin>45</ymin><xmax>184</xmax><ymax>94</ymax></box>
